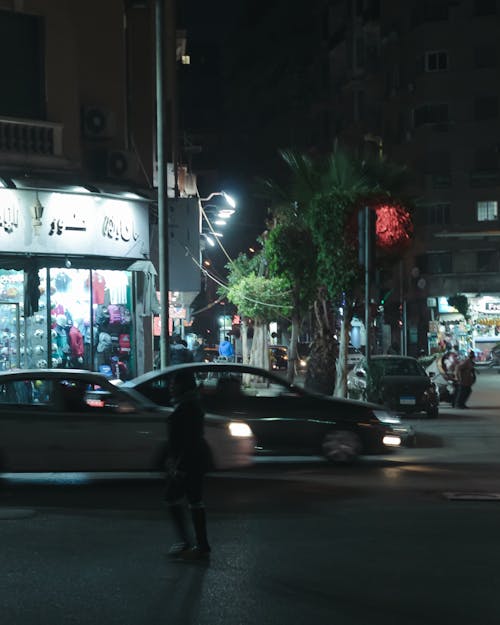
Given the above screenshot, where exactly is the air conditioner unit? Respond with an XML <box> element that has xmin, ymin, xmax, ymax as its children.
<box><xmin>82</xmin><ymin>106</ymin><xmax>115</xmax><ymax>139</ymax></box>
<box><xmin>106</xmin><ymin>150</ymin><xmax>139</xmax><ymax>179</ymax></box>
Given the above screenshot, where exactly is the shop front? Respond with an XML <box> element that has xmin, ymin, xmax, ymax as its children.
<box><xmin>0</xmin><ymin>184</ymin><xmax>152</xmax><ymax>379</ymax></box>
<box><xmin>427</xmin><ymin>294</ymin><xmax>500</xmax><ymax>362</ymax></box>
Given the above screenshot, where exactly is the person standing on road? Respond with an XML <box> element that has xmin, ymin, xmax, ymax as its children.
<box><xmin>164</xmin><ymin>369</ymin><xmax>211</xmax><ymax>561</ymax></box>
<box><xmin>455</xmin><ymin>350</ymin><xmax>476</xmax><ymax>409</ymax></box>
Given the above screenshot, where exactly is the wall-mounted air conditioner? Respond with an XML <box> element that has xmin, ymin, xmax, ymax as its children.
<box><xmin>82</xmin><ymin>106</ymin><xmax>115</xmax><ymax>139</ymax></box>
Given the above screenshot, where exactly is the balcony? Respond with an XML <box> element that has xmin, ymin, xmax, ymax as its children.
<box><xmin>0</xmin><ymin>117</ymin><xmax>63</xmax><ymax>160</ymax></box>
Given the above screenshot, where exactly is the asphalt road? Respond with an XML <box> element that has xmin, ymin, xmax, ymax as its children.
<box><xmin>1</xmin><ymin>370</ymin><xmax>500</xmax><ymax>625</ymax></box>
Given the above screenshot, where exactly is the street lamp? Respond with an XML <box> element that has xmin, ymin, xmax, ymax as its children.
<box><xmin>200</xmin><ymin>190</ymin><xmax>237</xmax><ymax>209</ymax></box>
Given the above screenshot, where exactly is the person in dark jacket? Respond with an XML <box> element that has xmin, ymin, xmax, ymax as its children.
<box><xmin>165</xmin><ymin>369</ymin><xmax>211</xmax><ymax>560</ymax></box>
<box><xmin>169</xmin><ymin>334</ymin><xmax>194</xmax><ymax>365</ymax></box>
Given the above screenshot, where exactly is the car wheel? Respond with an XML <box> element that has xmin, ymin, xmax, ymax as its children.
<box><xmin>322</xmin><ymin>430</ymin><xmax>362</xmax><ymax>464</ymax></box>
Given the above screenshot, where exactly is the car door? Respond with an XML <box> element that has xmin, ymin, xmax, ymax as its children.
<box><xmin>56</xmin><ymin>383</ymin><xmax>167</xmax><ymax>471</ymax></box>
<box><xmin>199</xmin><ymin>371</ymin><xmax>319</xmax><ymax>454</ymax></box>
<box><xmin>0</xmin><ymin>377</ymin><xmax>67</xmax><ymax>471</ymax></box>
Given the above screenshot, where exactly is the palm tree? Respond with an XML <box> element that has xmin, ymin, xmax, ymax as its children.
<box><xmin>259</xmin><ymin>147</ymin><xmax>414</xmax><ymax>395</ymax></box>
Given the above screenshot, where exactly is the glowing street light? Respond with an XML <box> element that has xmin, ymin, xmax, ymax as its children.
<box><xmin>199</xmin><ymin>190</ymin><xmax>237</xmax><ymax>208</ymax></box>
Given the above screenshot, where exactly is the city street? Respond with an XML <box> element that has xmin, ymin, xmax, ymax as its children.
<box><xmin>1</xmin><ymin>371</ymin><xmax>500</xmax><ymax>625</ymax></box>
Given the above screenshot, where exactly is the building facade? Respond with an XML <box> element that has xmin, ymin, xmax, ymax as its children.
<box><xmin>314</xmin><ymin>0</ymin><xmax>500</xmax><ymax>358</ymax></box>
<box><xmin>0</xmin><ymin>0</ymin><xmax>199</xmax><ymax>377</ymax></box>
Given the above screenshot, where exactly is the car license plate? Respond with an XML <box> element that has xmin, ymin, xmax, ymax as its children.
<box><xmin>400</xmin><ymin>396</ymin><xmax>415</xmax><ymax>405</ymax></box>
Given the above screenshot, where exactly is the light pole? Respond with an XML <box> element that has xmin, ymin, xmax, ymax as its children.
<box><xmin>155</xmin><ymin>0</ymin><xmax>170</xmax><ymax>368</ymax></box>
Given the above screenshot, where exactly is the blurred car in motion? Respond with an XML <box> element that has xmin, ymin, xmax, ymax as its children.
<box><xmin>347</xmin><ymin>355</ymin><xmax>439</xmax><ymax>418</ymax></box>
<box><xmin>123</xmin><ymin>362</ymin><xmax>410</xmax><ymax>464</ymax></box>
<box><xmin>0</xmin><ymin>369</ymin><xmax>255</xmax><ymax>472</ymax></box>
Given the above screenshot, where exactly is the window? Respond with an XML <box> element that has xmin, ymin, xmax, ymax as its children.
<box><xmin>0</xmin><ymin>10</ymin><xmax>45</xmax><ymax>119</ymax></box>
<box><xmin>474</xmin><ymin>0</ymin><xmax>497</xmax><ymax>16</ymax></box>
<box><xmin>412</xmin><ymin>1</ymin><xmax>449</xmax><ymax>24</ymax></box>
<box><xmin>427</xmin><ymin>253</ymin><xmax>452</xmax><ymax>274</ymax></box>
<box><xmin>475</xmin><ymin>45</ymin><xmax>497</xmax><ymax>69</ymax></box>
<box><xmin>477</xmin><ymin>251</ymin><xmax>498</xmax><ymax>272</ymax></box>
<box><xmin>425</xmin><ymin>203</ymin><xmax>451</xmax><ymax>226</ymax></box>
<box><xmin>477</xmin><ymin>200</ymin><xmax>498</xmax><ymax>221</ymax></box>
<box><xmin>413</xmin><ymin>104</ymin><xmax>449</xmax><ymax>127</ymax></box>
<box><xmin>0</xmin><ymin>379</ymin><xmax>53</xmax><ymax>405</ymax></box>
<box><xmin>454</xmin><ymin>252</ymin><xmax>476</xmax><ymax>273</ymax></box>
<box><xmin>425</xmin><ymin>51</ymin><xmax>448</xmax><ymax>72</ymax></box>
<box><xmin>474</xmin><ymin>96</ymin><xmax>498</xmax><ymax>121</ymax></box>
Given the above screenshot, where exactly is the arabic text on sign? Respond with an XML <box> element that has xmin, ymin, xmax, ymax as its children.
<box><xmin>102</xmin><ymin>215</ymin><xmax>138</xmax><ymax>242</ymax></box>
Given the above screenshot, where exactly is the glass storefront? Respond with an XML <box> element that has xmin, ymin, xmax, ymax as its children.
<box><xmin>0</xmin><ymin>267</ymin><xmax>134</xmax><ymax>379</ymax></box>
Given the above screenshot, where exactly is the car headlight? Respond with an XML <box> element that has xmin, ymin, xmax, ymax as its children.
<box><xmin>228</xmin><ymin>422</ymin><xmax>253</xmax><ymax>438</ymax></box>
<box><xmin>382</xmin><ymin>435</ymin><xmax>401</xmax><ymax>447</ymax></box>
<box><xmin>373</xmin><ymin>410</ymin><xmax>401</xmax><ymax>424</ymax></box>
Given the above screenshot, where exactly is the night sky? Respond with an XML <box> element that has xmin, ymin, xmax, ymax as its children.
<box><xmin>178</xmin><ymin>0</ymin><xmax>314</xmax><ymax>261</ymax></box>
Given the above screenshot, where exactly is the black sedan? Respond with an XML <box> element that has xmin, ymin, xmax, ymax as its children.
<box><xmin>347</xmin><ymin>355</ymin><xmax>439</xmax><ymax>418</ymax></box>
<box><xmin>122</xmin><ymin>363</ymin><xmax>408</xmax><ymax>463</ymax></box>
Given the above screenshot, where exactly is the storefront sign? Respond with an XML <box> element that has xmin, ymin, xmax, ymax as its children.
<box><xmin>0</xmin><ymin>189</ymin><xmax>150</xmax><ymax>259</ymax></box>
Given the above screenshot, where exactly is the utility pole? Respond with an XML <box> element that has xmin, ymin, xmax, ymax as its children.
<box><xmin>155</xmin><ymin>0</ymin><xmax>170</xmax><ymax>367</ymax></box>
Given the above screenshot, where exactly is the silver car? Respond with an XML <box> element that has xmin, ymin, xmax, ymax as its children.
<box><xmin>0</xmin><ymin>369</ymin><xmax>255</xmax><ymax>472</ymax></box>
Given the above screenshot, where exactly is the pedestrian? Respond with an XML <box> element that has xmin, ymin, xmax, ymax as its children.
<box><xmin>218</xmin><ymin>335</ymin><xmax>234</xmax><ymax>361</ymax></box>
<box><xmin>192</xmin><ymin>337</ymin><xmax>205</xmax><ymax>362</ymax></box>
<box><xmin>165</xmin><ymin>369</ymin><xmax>211</xmax><ymax>561</ymax></box>
<box><xmin>455</xmin><ymin>350</ymin><xmax>476</xmax><ymax>409</ymax></box>
<box><xmin>169</xmin><ymin>334</ymin><xmax>194</xmax><ymax>365</ymax></box>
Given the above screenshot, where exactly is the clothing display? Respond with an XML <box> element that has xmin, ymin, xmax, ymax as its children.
<box><xmin>0</xmin><ymin>267</ymin><xmax>133</xmax><ymax>378</ymax></box>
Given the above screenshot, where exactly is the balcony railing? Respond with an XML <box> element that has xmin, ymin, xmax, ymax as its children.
<box><xmin>0</xmin><ymin>117</ymin><xmax>63</xmax><ymax>157</ymax></box>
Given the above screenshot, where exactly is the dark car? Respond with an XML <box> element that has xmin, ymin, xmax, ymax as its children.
<box><xmin>122</xmin><ymin>362</ymin><xmax>409</xmax><ymax>464</ymax></box>
<box><xmin>0</xmin><ymin>369</ymin><xmax>255</xmax><ymax>473</ymax></box>
<box><xmin>347</xmin><ymin>355</ymin><xmax>439</xmax><ymax>418</ymax></box>
<box><xmin>269</xmin><ymin>345</ymin><xmax>288</xmax><ymax>371</ymax></box>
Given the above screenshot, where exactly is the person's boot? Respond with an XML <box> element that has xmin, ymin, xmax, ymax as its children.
<box><xmin>179</xmin><ymin>507</ymin><xmax>210</xmax><ymax>560</ymax></box>
<box><xmin>167</xmin><ymin>504</ymin><xmax>190</xmax><ymax>557</ymax></box>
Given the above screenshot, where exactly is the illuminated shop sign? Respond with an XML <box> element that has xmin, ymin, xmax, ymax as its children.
<box><xmin>437</xmin><ymin>297</ymin><xmax>458</xmax><ymax>314</ymax></box>
<box><xmin>484</xmin><ymin>301</ymin><xmax>500</xmax><ymax>312</ymax></box>
<box><xmin>0</xmin><ymin>189</ymin><xmax>150</xmax><ymax>259</ymax></box>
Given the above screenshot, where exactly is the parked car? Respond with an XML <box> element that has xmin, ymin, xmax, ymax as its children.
<box><xmin>122</xmin><ymin>362</ymin><xmax>410</xmax><ymax>464</ymax></box>
<box><xmin>269</xmin><ymin>345</ymin><xmax>288</xmax><ymax>371</ymax></box>
<box><xmin>347</xmin><ymin>355</ymin><xmax>439</xmax><ymax>418</ymax></box>
<box><xmin>347</xmin><ymin>345</ymin><xmax>364</xmax><ymax>368</ymax></box>
<box><xmin>0</xmin><ymin>369</ymin><xmax>255</xmax><ymax>472</ymax></box>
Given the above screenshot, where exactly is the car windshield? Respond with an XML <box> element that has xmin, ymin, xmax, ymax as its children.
<box><xmin>371</xmin><ymin>358</ymin><xmax>424</xmax><ymax>376</ymax></box>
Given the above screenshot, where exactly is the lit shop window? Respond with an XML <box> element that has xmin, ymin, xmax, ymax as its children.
<box><xmin>477</xmin><ymin>200</ymin><xmax>498</xmax><ymax>221</ymax></box>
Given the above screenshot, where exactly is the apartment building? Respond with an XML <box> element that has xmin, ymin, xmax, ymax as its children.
<box><xmin>0</xmin><ymin>0</ymin><xmax>196</xmax><ymax>376</ymax></box>
<box><xmin>319</xmin><ymin>0</ymin><xmax>500</xmax><ymax>357</ymax></box>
